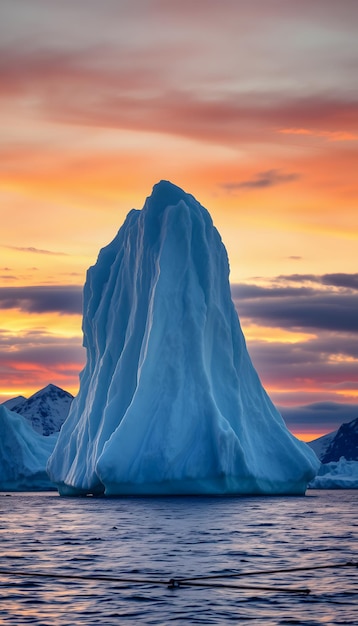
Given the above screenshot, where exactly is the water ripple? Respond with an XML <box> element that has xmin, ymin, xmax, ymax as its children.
<box><xmin>0</xmin><ymin>490</ymin><xmax>356</xmax><ymax>624</ymax></box>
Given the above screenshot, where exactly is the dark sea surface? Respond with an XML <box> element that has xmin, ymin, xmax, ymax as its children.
<box><xmin>0</xmin><ymin>490</ymin><xmax>356</xmax><ymax>625</ymax></box>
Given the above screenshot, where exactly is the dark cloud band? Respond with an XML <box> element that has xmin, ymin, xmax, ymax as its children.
<box><xmin>280</xmin><ymin>402</ymin><xmax>358</xmax><ymax>434</ymax></box>
<box><xmin>220</xmin><ymin>169</ymin><xmax>300</xmax><ymax>192</ymax></box>
<box><xmin>276</xmin><ymin>273</ymin><xmax>358</xmax><ymax>290</ymax></box>
<box><xmin>231</xmin><ymin>275</ymin><xmax>358</xmax><ymax>332</ymax></box>
<box><xmin>0</xmin><ymin>285</ymin><xmax>82</xmax><ymax>315</ymax></box>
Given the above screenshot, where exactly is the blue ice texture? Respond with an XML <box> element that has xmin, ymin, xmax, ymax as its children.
<box><xmin>309</xmin><ymin>458</ymin><xmax>358</xmax><ymax>489</ymax></box>
<box><xmin>0</xmin><ymin>405</ymin><xmax>57</xmax><ymax>490</ymax></box>
<box><xmin>47</xmin><ymin>181</ymin><xmax>319</xmax><ymax>495</ymax></box>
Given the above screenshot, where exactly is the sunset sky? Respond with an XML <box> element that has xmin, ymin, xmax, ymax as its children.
<box><xmin>1</xmin><ymin>0</ymin><xmax>357</xmax><ymax>440</ymax></box>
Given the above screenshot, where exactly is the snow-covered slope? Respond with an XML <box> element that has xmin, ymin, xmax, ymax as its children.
<box><xmin>307</xmin><ymin>418</ymin><xmax>358</xmax><ymax>488</ymax></box>
<box><xmin>307</xmin><ymin>431</ymin><xmax>337</xmax><ymax>461</ymax></box>
<box><xmin>48</xmin><ymin>181</ymin><xmax>319</xmax><ymax>496</ymax></box>
<box><xmin>2</xmin><ymin>384</ymin><xmax>73</xmax><ymax>436</ymax></box>
<box><xmin>0</xmin><ymin>405</ymin><xmax>57</xmax><ymax>491</ymax></box>
<box><xmin>2</xmin><ymin>395</ymin><xmax>27</xmax><ymax>412</ymax></box>
<box><xmin>309</xmin><ymin>459</ymin><xmax>358</xmax><ymax>489</ymax></box>
<box><xmin>321</xmin><ymin>417</ymin><xmax>358</xmax><ymax>463</ymax></box>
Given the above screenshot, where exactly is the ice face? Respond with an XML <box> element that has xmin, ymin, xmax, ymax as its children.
<box><xmin>0</xmin><ymin>405</ymin><xmax>57</xmax><ymax>491</ymax></box>
<box><xmin>309</xmin><ymin>458</ymin><xmax>358</xmax><ymax>489</ymax></box>
<box><xmin>47</xmin><ymin>181</ymin><xmax>319</xmax><ymax>495</ymax></box>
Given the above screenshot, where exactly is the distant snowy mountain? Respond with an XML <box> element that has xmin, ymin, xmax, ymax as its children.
<box><xmin>308</xmin><ymin>417</ymin><xmax>358</xmax><ymax>462</ymax></box>
<box><xmin>321</xmin><ymin>417</ymin><xmax>358</xmax><ymax>463</ymax></box>
<box><xmin>2</xmin><ymin>395</ymin><xmax>27</xmax><ymax>412</ymax></box>
<box><xmin>308</xmin><ymin>418</ymin><xmax>358</xmax><ymax>489</ymax></box>
<box><xmin>307</xmin><ymin>430</ymin><xmax>337</xmax><ymax>460</ymax></box>
<box><xmin>0</xmin><ymin>405</ymin><xmax>57</xmax><ymax>491</ymax></box>
<box><xmin>1</xmin><ymin>384</ymin><xmax>73</xmax><ymax>436</ymax></box>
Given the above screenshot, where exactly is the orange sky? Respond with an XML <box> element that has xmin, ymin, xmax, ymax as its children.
<box><xmin>1</xmin><ymin>0</ymin><xmax>357</xmax><ymax>440</ymax></box>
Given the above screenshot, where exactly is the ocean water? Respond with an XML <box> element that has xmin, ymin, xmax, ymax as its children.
<box><xmin>0</xmin><ymin>490</ymin><xmax>356</xmax><ymax>625</ymax></box>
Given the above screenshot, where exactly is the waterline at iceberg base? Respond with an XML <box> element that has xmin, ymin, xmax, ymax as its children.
<box><xmin>47</xmin><ymin>181</ymin><xmax>319</xmax><ymax>496</ymax></box>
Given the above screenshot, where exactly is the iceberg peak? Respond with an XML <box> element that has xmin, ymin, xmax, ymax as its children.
<box><xmin>139</xmin><ymin>180</ymin><xmax>208</xmax><ymax>228</ymax></box>
<box><xmin>148</xmin><ymin>180</ymin><xmax>194</xmax><ymax>209</ymax></box>
<box><xmin>48</xmin><ymin>181</ymin><xmax>319</xmax><ymax>496</ymax></box>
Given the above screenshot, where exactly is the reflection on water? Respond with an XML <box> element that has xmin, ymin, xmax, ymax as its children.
<box><xmin>0</xmin><ymin>490</ymin><xmax>357</xmax><ymax>624</ymax></box>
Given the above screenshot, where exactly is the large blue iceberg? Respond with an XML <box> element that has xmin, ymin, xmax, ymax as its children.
<box><xmin>47</xmin><ymin>181</ymin><xmax>319</xmax><ymax>495</ymax></box>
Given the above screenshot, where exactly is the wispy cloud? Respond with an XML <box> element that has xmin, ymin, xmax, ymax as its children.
<box><xmin>220</xmin><ymin>169</ymin><xmax>300</xmax><ymax>193</ymax></box>
<box><xmin>0</xmin><ymin>328</ymin><xmax>84</xmax><ymax>397</ymax></box>
<box><xmin>0</xmin><ymin>275</ymin><xmax>17</xmax><ymax>281</ymax></box>
<box><xmin>4</xmin><ymin>245</ymin><xmax>69</xmax><ymax>256</ymax></box>
<box><xmin>1</xmin><ymin>41</ymin><xmax>358</xmax><ymax>147</ymax></box>
<box><xmin>276</xmin><ymin>273</ymin><xmax>358</xmax><ymax>291</ymax></box>
<box><xmin>279</xmin><ymin>127</ymin><xmax>358</xmax><ymax>142</ymax></box>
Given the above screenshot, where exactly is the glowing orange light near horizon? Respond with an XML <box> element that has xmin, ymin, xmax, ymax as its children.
<box><xmin>279</xmin><ymin>127</ymin><xmax>358</xmax><ymax>142</ymax></box>
<box><xmin>292</xmin><ymin>430</ymin><xmax>325</xmax><ymax>443</ymax></box>
<box><xmin>243</xmin><ymin>323</ymin><xmax>316</xmax><ymax>344</ymax></box>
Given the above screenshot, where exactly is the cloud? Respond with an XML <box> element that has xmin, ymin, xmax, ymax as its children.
<box><xmin>0</xmin><ymin>41</ymin><xmax>357</xmax><ymax>147</ymax></box>
<box><xmin>250</xmin><ymin>297</ymin><xmax>358</xmax><ymax>333</ymax></box>
<box><xmin>231</xmin><ymin>276</ymin><xmax>358</xmax><ymax>333</ymax></box>
<box><xmin>0</xmin><ymin>285</ymin><xmax>82</xmax><ymax>315</ymax></box>
<box><xmin>244</xmin><ymin>332</ymin><xmax>358</xmax><ymax>435</ymax></box>
<box><xmin>0</xmin><ymin>341</ymin><xmax>84</xmax><ymax>368</ymax></box>
<box><xmin>4</xmin><ymin>245</ymin><xmax>69</xmax><ymax>256</ymax></box>
<box><xmin>0</xmin><ymin>328</ymin><xmax>85</xmax><ymax>396</ymax></box>
<box><xmin>277</xmin><ymin>273</ymin><xmax>358</xmax><ymax>290</ymax></box>
<box><xmin>232</xmin><ymin>284</ymin><xmax>315</xmax><ymax>299</ymax></box>
<box><xmin>246</xmin><ymin>333</ymin><xmax>358</xmax><ymax>385</ymax></box>
<box><xmin>279</xmin><ymin>128</ymin><xmax>358</xmax><ymax>142</ymax></box>
<box><xmin>279</xmin><ymin>402</ymin><xmax>358</xmax><ymax>436</ymax></box>
<box><xmin>40</xmin><ymin>92</ymin><xmax>358</xmax><ymax>148</ymax></box>
<box><xmin>231</xmin><ymin>274</ymin><xmax>358</xmax><ymax>422</ymax></box>
<box><xmin>220</xmin><ymin>170</ymin><xmax>300</xmax><ymax>192</ymax></box>
<box><xmin>320</xmin><ymin>274</ymin><xmax>358</xmax><ymax>290</ymax></box>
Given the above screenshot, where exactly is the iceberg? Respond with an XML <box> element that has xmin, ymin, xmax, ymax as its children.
<box><xmin>47</xmin><ymin>181</ymin><xmax>319</xmax><ymax>496</ymax></box>
<box><xmin>0</xmin><ymin>405</ymin><xmax>57</xmax><ymax>491</ymax></box>
<box><xmin>309</xmin><ymin>458</ymin><xmax>358</xmax><ymax>489</ymax></box>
